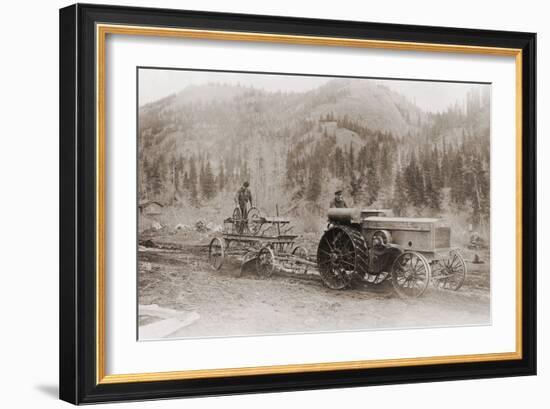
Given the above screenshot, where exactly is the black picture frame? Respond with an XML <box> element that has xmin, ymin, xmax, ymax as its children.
<box><xmin>59</xmin><ymin>3</ymin><xmax>536</xmax><ymax>405</ymax></box>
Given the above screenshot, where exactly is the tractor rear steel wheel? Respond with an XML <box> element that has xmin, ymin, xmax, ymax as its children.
<box><xmin>317</xmin><ymin>225</ymin><xmax>368</xmax><ymax>290</ymax></box>
<box><xmin>391</xmin><ymin>251</ymin><xmax>430</xmax><ymax>298</ymax></box>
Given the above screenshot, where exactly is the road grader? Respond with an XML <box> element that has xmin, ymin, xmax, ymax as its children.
<box><xmin>318</xmin><ymin>208</ymin><xmax>467</xmax><ymax>298</ymax></box>
<box><xmin>208</xmin><ymin>205</ymin><xmax>313</xmax><ymax>277</ymax></box>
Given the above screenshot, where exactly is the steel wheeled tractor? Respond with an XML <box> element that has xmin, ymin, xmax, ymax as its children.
<box><xmin>317</xmin><ymin>208</ymin><xmax>467</xmax><ymax>298</ymax></box>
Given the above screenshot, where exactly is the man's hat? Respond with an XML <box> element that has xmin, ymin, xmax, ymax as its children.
<box><xmin>243</xmin><ymin>181</ymin><xmax>250</xmax><ymax>187</ymax></box>
<box><xmin>334</xmin><ymin>190</ymin><xmax>343</xmax><ymax>195</ymax></box>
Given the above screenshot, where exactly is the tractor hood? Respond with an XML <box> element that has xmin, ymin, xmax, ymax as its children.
<box><xmin>327</xmin><ymin>208</ymin><xmax>389</xmax><ymax>224</ymax></box>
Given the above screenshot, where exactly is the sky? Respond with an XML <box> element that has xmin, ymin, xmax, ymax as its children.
<box><xmin>138</xmin><ymin>68</ymin><xmax>488</xmax><ymax>112</ymax></box>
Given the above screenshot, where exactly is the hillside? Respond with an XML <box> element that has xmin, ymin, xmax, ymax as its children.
<box><xmin>138</xmin><ymin>78</ymin><xmax>490</xmax><ymax>237</ymax></box>
<box><xmin>139</xmin><ymin>79</ymin><xmax>423</xmax><ymax>159</ymax></box>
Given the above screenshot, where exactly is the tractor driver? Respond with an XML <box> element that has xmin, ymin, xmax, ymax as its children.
<box><xmin>235</xmin><ymin>181</ymin><xmax>253</xmax><ymax>219</ymax></box>
<box><xmin>330</xmin><ymin>190</ymin><xmax>348</xmax><ymax>208</ymax></box>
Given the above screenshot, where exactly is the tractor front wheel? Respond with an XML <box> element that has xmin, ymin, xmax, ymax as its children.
<box><xmin>391</xmin><ymin>251</ymin><xmax>431</xmax><ymax>298</ymax></box>
<box><xmin>431</xmin><ymin>249</ymin><xmax>467</xmax><ymax>291</ymax></box>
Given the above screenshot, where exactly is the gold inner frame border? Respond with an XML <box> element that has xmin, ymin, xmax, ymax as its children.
<box><xmin>95</xmin><ymin>23</ymin><xmax>523</xmax><ymax>385</ymax></box>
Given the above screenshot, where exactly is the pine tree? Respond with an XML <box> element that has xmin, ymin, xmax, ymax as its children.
<box><xmin>199</xmin><ymin>160</ymin><xmax>205</xmax><ymax>195</ymax></box>
<box><xmin>172</xmin><ymin>157</ymin><xmax>180</xmax><ymax>195</ymax></box>
<box><xmin>149</xmin><ymin>160</ymin><xmax>162</xmax><ymax>198</ymax></box>
<box><xmin>464</xmin><ymin>154</ymin><xmax>488</xmax><ymax>228</ymax></box>
<box><xmin>217</xmin><ymin>163</ymin><xmax>226</xmax><ymax>191</ymax></box>
<box><xmin>356</xmin><ymin>146</ymin><xmax>367</xmax><ymax>174</ymax></box>
<box><xmin>347</xmin><ymin>143</ymin><xmax>355</xmax><ymax>177</ymax></box>
<box><xmin>378</xmin><ymin>143</ymin><xmax>392</xmax><ymax>185</ymax></box>
<box><xmin>392</xmin><ymin>167</ymin><xmax>408</xmax><ymax>216</ymax></box>
<box><xmin>333</xmin><ymin>147</ymin><xmax>345</xmax><ymax>179</ymax></box>
<box><xmin>151</xmin><ymin>153</ymin><xmax>167</xmax><ymax>200</ymax></box>
<box><xmin>349</xmin><ymin>172</ymin><xmax>361</xmax><ymax>202</ymax></box>
<box><xmin>306</xmin><ymin>163</ymin><xmax>322</xmax><ymax>203</ymax></box>
<box><xmin>188</xmin><ymin>156</ymin><xmax>198</xmax><ymax>206</ymax></box>
<box><xmin>176</xmin><ymin>155</ymin><xmax>185</xmax><ymax>190</ymax></box>
<box><xmin>419</xmin><ymin>148</ymin><xmax>442</xmax><ymax>211</ymax></box>
<box><xmin>240</xmin><ymin>157</ymin><xmax>250</xmax><ymax>182</ymax></box>
<box><xmin>450</xmin><ymin>154</ymin><xmax>465</xmax><ymax>207</ymax></box>
<box><xmin>285</xmin><ymin>148</ymin><xmax>294</xmax><ymax>186</ymax></box>
<box><xmin>440</xmin><ymin>144</ymin><xmax>451</xmax><ymax>187</ymax></box>
<box><xmin>424</xmin><ymin>174</ymin><xmax>441</xmax><ymax>211</ymax></box>
<box><xmin>141</xmin><ymin>156</ymin><xmax>150</xmax><ymax>199</ymax></box>
<box><xmin>201</xmin><ymin>159</ymin><xmax>217</xmax><ymax>200</ymax></box>
<box><xmin>404</xmin><ymin>153</ymin><xmax>425</xmax><ymax>208</ymax></box>
<box><xmin>182</xmin><ymin>171</ymin><xmax>190</xmax><ymax>192</ymax></box>
<box><xmin>431</xmin><ymin>148</ymin><xmax>443</xmax><ymax>191</ymax></box>
<box><xmin>365</xmin><ymin>164</ymin><xmax>380</xmax><ymax>206</ymax></box>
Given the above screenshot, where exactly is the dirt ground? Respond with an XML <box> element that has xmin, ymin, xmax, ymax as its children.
<box><xmin>138</xmin><ymin>230</ymin><xmax>491</xmax><ymax>340</ymax></box>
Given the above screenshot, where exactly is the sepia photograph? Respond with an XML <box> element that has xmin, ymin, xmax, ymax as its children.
<box><xmin>137</xmin><ymin>68</ymin><xmax>491</xmax><ymax>340</ymax></box>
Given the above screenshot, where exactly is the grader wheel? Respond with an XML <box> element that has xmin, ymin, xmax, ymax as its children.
<box><xmin>247</xmin><ymin>207</ymin><xmax>262</xmax><ymax>235</ymax></box>
<box><xmin>208</xmin><ymin>237</ymin><xmax>225</xmax><ymax>271</ymax></box>
<box><xmin>316</xmin><ymin>226</ymin><xmax>368</xmax><ymax>290</ymax></box>
<box><xmin>256</xmin><ymin>246</ymin><xmax>275</xmax><ymax>278</ymax></box>
<box><xmin>232</xmin><ymin>207</ymin><xmax>243</xmax><ymax>234</ymax></box>
<box><xmin>290</xmin><ymin>246</ymin><xmax>309</xmax><ymax>274</ymax></box>
<box><xmin>391</xmin><ymin>251</ymin><xmax>431</xmax><ymax>298</ymax></box>
<box><xmin>292</xmin><ymin>246</ymin><xmax>308</xmax><ymax>259</ymax></box>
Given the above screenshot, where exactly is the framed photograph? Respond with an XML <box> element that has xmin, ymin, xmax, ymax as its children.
<box><xmin>59</xmin><ymin>3</ymin><xmax>536</xmax><ymax>404</ymax></box>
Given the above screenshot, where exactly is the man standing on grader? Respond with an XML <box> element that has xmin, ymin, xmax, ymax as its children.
<box><xmin>235</xmin><ymin>181</ymin><xmax>253</xmax><ymax>219</ymax></box>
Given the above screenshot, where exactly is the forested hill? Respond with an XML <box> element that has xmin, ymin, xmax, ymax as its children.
<box><xmin>138</xmin><ymin>78</ymin><xmax>490</xmax><ymax>234</ymax></box>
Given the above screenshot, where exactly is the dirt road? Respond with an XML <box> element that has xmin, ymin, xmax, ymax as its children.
<box><xmin>138</xmin><ymin>232</ymin><xmax>490</xmax><ymax>339</ymax></box>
